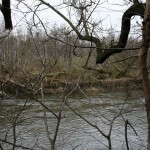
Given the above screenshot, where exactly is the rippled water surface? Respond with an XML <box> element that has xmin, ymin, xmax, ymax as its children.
<box><xmin>0</xmin><ymin>90</ymin><xmax>147</xmax><ymax>150</ymax></box>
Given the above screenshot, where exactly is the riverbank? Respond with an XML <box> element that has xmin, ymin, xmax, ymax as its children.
<box><xmin>0</xmin><ymin>75</ymin><xmax>143</xmax><ymax>98</ymax></box>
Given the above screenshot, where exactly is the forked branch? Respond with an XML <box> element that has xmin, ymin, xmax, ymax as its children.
<box><xmin>39</xmin><ymin>1</ymin><xmax>145</xmax><ymax>64</ymax></box>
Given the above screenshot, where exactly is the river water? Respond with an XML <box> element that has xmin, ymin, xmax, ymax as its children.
<box><xmin>0</xmin><ymin>90</ymin><xmax>147</xmax><ymax>150</ymax></box>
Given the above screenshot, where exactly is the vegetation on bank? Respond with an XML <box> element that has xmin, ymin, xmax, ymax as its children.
<box><xmin>0</xmin><ymin>26</ymin><xmax>146</xmax><ymax>97</ymax></box>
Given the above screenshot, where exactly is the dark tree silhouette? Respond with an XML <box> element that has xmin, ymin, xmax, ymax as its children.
<box><xmin>1</xmin><ymin>0</ymin><xmax>12</xmax><ymax>30</ymax></box>
<box><xmin>96</xmin><ymin>2</ymin><xmax>145</xmax><ymax>63</ymax></box>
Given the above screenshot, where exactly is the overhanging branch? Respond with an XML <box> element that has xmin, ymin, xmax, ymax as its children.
<box><xmin>39</xmin><ymin>1</ymin><xmax>145</xmax><ymax>64</ymax></box>
<box><xmin>96</xmin><ymin>3</ymin><xmax>145</xmax><ymax>63</ymax></box>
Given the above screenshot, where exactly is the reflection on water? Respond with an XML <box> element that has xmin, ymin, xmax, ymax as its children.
<box><xmin>0</xmin><ymin>90</ymin><xmax>147</xmax><ymax>150</ymax></box>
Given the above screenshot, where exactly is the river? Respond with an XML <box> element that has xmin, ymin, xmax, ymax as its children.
<box><xmin>0</xmin><ymin>90</ymin><xmax>147</xmax><ymax>150</ymax></box>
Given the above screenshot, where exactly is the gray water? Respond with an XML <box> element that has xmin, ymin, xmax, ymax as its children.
<box><xmin>0</xmin><ymin>90</ymin><xmax>147</xmax><ymax>150</ymax></box>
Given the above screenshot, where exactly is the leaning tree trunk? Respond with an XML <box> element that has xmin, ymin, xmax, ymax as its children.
<box><xmin>139</xmin><ymin>0</ymin><xmax>150</xmax><ymax>149</ymax></box>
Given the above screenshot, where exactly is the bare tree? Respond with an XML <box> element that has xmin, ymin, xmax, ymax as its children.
<box><xmin>0</xmin><ymin>0</ymin><xmax>148</xmax><ymax>149</ymax></box>
<box><xmin>37</xmin><ymin>0</ymin><xmax>150</xmax><ymax>149</ymax></box>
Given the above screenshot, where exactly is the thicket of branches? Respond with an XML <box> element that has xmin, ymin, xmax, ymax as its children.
<box><xmin>0</xmin><ymin>0</ymin><xmax>149</xmax><ymax>150</ymax></box>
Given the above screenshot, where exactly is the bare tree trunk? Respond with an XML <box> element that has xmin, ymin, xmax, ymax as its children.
<box><xmin>51</xmin><ymin>142</ymin><xmax>55</xmax><ymax>150</ymax></box>
<box><xmin>139</xmin><ymin>0</ymin><xmax>150</xmax><ymax>149</ymax></box>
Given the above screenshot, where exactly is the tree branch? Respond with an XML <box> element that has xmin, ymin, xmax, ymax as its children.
<box><xmin>1</xmin><ymin>0</ymin><xmax>12</xmax><ymax>29</ymax></box>
<box><xmin>96</xmin><ymin>3</ymin><xmax>145</xmax><ymax>63</ymax></box>
<box><xmin>39</xmin><ymin>0</ymin><xmax>81</xmax><ymax>37</ymax></box>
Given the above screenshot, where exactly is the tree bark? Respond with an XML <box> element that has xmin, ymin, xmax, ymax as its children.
<box><xmin>139</xmin><ymin>0</ymin><xmax>150</xmax><ymax>149</ymax></box>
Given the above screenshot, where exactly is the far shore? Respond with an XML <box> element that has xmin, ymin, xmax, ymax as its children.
<box><xmin>0</xmin><ymin>77</ymin><xmax>143</xmax><ymax>98</ymax></box>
